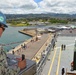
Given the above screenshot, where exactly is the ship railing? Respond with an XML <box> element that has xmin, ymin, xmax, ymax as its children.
<box><xmin>35</xmin><ymin>37</ymin><xmax>56</xmax><ymax>75</ymax></box>
<box><xmin>34</xmin><ymin>33</ymin><xmax>58</xmax><ymax>75</ymax></box>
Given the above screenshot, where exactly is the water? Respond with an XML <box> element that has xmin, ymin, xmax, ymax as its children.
<box><xmin>0</xmin><ymin>26</ymin><xmax>31</xmax><ymax>52</ymax></box>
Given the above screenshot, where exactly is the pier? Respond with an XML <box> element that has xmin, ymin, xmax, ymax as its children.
<box><xmin>18</xmin><ymin>29</ymin><xmax>37</xmax><ymax>37</ymax></box>
<box><xmin>8</xmin><ymin>31</ymin><xmax>55</xmax><ymax>62</ymax></box>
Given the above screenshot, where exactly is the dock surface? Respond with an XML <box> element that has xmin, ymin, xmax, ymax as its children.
<box><xmin>14</xmin><ymin>33</ymin><xmax>53</xmax><ymax>60</ymax></box>
<box><xmin>19</xmin><ymin>29</ymin><xmax>36</xmax><ymax>37</ymax></box>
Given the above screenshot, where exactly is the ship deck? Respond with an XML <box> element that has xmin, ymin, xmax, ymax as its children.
<box><xmin>42</xmin><ymin>29</ymin><xmax>76</xmax><ymax>75</ymax></box>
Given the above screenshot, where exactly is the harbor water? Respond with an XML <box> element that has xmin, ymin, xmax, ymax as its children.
<box><xmin>0</xmin><ymin>26</ymin><xmax>31</xmax><ymax>52</ymax></box>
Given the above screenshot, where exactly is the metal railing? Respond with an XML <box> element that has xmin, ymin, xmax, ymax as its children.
<box><xmin>35</xmin><ymin>36</ymin><xmax>56</xmax><ymax>75</ymax></box>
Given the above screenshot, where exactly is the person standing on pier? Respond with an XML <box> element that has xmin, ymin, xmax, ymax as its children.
<box><xmin>0</xmin><ymin>12</ymin><xmax>20</xmax><ymax>75</ymax></box>
<box><xmin>63</xmin><ymin>44</ymin><xmax>66</xmax><ymax>50</ymax></box>
<box><xmin>61</xmin><ymin>44</ymin><xmax>64</xmax><ymax>50</ymax></box>
<box><xmin>61</xmin><ymin>67</ymin><xmax>65</xmax><ymax>75</ymax></box>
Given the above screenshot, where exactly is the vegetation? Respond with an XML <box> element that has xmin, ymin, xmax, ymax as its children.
<box><xmin>48</xmin><ymin>18</ymin><xmax>69</xmax><ymax>24</ymax></box>
<box><xmin>7</xmin><ymin>18</ymin><xmax>29</xmax><ymax>27</ymax></box>
<box><xmin>6</xmin><ymin>15</ymin><xmax>76</xmax><ymax>27</ymax></box>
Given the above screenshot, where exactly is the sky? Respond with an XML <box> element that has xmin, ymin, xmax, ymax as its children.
<box><xmin>34</xmin><ymin>0</ymin><xmax>42</xmax><ymax>3</ymax></box>
<box><xmin>0</xmin><ymin>0</ymin><xmax>76</xmax><ymax>14</ymax></box>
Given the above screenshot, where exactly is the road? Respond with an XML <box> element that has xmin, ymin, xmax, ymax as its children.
<box><xmin>41</xmin><ymin>36</ymin><xmax>75</xmax><ymax>75</ymax></box>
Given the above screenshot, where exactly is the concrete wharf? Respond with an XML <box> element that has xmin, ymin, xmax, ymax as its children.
<box><xmin>18</xmin><ymin>29</ymin><xmax>36</xmax><ymax>37</ymax></box>
<box><xmin>14</xmin><ymin>33</ymin><xmax>53</xmax><ymax>60</ymax></box>
<box><xmin>8</xmin><ymin>29</ymin><xmax>54</xmax><ymax>63</ymax></box>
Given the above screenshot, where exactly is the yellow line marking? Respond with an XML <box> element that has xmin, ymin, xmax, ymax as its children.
<box><xmin>48</xmin><ymin>47</ymin><xmax>57</xmax><ymax>75</ymax></box>
<box><xmin>56</xmin><ymin>48</ymin><xmax>62</xmax><ymax>75</ymax></box>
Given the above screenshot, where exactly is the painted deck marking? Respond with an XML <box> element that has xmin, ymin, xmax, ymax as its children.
<box><xmin>56</xmin><ymin>48</ymin><xmax>62</xmax><ymax>75</ymax></box>
<box><xmin>48</xmin><ymin>47</ymin><xmax>57</xmax><ymax>75</ymax></box>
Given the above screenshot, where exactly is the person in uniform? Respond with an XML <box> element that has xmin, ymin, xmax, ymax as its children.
<box><xmin>0</xmin><ymin>12</ymin><xmax>20</xmax><ymax>75</ymax></box>
<box><xmin>61</xmin><ymin>44</ymin><xmax>64</xmax><ymax>50</ymax></box>
<box><xmin>61</xmin><ymin>67</ymin><xmax>65</xmax><ymax>75</ymax></box>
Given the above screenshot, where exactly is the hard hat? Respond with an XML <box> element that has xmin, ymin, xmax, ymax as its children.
<box><xmin>0</xmin><ymin>12</ymin><xmax>8</xmax><ymax>27</ymax></box>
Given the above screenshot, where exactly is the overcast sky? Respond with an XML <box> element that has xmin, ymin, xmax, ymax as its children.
<box><xmin>0</xmin><ymin>0</ymin><xmax>76</xmax><ymax>14</ymax></box>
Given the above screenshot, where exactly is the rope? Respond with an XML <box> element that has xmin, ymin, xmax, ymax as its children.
<box><xmin>0</xmin><ymin>40</ymin><xmax>25</xmax><ymax>46</ymax></box>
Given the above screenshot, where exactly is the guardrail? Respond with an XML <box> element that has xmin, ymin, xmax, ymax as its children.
<box><xmin>35</xmin><ymin>34</ymin><xmax>57</xmax><ymax>75</ymax></box>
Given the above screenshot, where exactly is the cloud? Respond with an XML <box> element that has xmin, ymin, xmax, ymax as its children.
<box><xmin>0</xmin><ymin>0</ymin><xmax>38</xmax><ymax>14</ymax></box>
<box><xmin>39</xmin><ymin>0</ymin><xmax>76</xmax><ymax>14</ymax></box>
<box><xmin>0</xmin><ymin>0</ymin><xmax>76</xmax><ymax>14</ymax></box>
